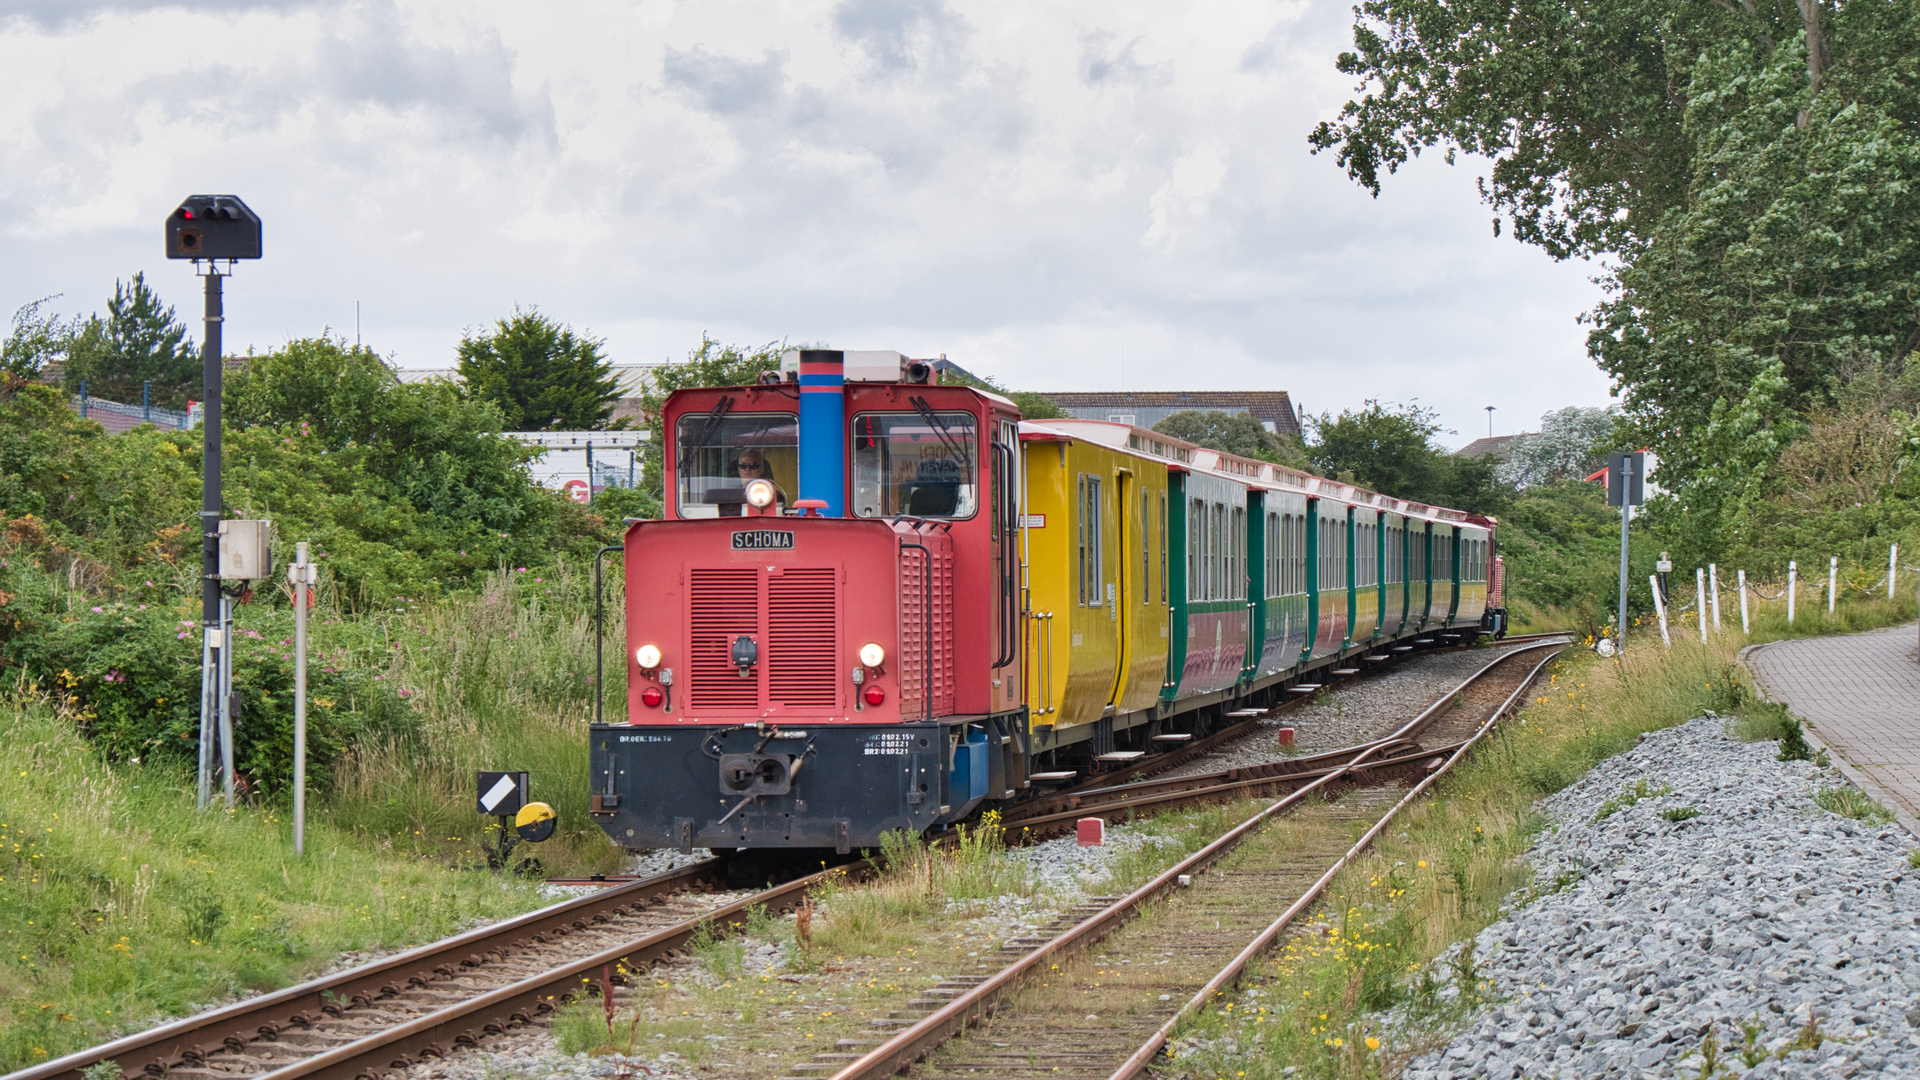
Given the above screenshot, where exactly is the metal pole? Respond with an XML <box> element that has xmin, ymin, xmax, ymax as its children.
<box><xmin>1787</xmin><ymin>561</ymin><xmax>1798</xmax><ymax>624</ymax></box>
<box><xmin>200</xmin><ymin>267</ymin><xmax>224</xmax><ymax>810</ymax></box>
<box><xmin>292</xmin><ymin>542</ymin><xmax>311</xmax><ymax>854</ymax></box>
<box><xmin>1891</xmin><ymin>544</ymin><xmax>1899</xmax><ymax>600</ymax></box>
<box><xmin>1649</xmin><ymin>575</ymin><xmax>1670</xmax><ymax>647</ymax></box>
<box><xmin>1697</xmin><ymin>568</ymin><xmax>1707</xmax><ymax>643</ymax></box>
<box><xmin>143</xmin><ymin>379</ymin><xmax>151</xmax><ymax>422</ymax></box>
<box><xmin>1709</xmin><ymin>564</ymin><xmax>1722</xmax><ymax>631</ymax></box>
<box><xmin>219</xmin><ymin>593</ymin><xmax>235</xmax><ymax>807</ymax></box>
<box><xmin>1828</xmin><ymin>556</ymin><xmax>1838</xmax><ymax>614</ymax></box>
<box><xmin>586</xmin><ymin>442</ymin><xmax>595</xmax><ymax>506</ymax></box>
<box><xmin>1739</xmin><ymin>569</ymin><xmax>1751</xmax><ymax>635</ymax></box>
<box><xmin>80</xmin><ymin>379</ymin><xmax>89</xmax><ymax>418</ymax></box>
<box><xmin>1616</xmin><ymin>458</ymin><xmax>1631</xmax><ymax>649</ymax></box>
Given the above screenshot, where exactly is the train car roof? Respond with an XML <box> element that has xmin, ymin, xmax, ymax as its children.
<box><xmin>1018</xmin><ymin>417</ymin><xmax>1480</xmax><ymax>525</ymax></box>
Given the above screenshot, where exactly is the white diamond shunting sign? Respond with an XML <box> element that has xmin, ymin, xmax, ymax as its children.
<box><xmin>477</xmin><ymin>771</ymin><xmax>528</xmax><ymax>816</ymax></box>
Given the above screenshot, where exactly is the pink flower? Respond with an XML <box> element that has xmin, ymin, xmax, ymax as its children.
<box><xmin>177</xmin><ymin>632</ymin><xmax>190</xmax><ymax>640</ymax></box>
<box><xmin>398</xmin><ymin>688</ymin><xmax>412</xmax><ymax>698</ymax></box>
<box><xmin>144</xmin><ymin>580</ymin><xmax>154</xmax><ymax>587</ymax></box>
<box><xmin>516</xmin><ymin>567</ymin><xmax>527</xmax><ymax>573</ymax></box>
<box><xmin>91</xmin><ymin>606</ymin><xmax>104</xmax><ymax>613</ymax></box>
<box><xmin>138</xmin><ymin>604</ymin><xmax>147</xmax><ymax>610</ymax></box>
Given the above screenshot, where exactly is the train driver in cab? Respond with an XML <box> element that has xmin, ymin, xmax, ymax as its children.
<box><xmin>735</xmin><ymin>448</ymin><xmax>787</xmax><ymax>504</ymax></box>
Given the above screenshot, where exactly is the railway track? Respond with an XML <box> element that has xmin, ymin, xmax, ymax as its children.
<box><xmin>14</xmin><ymin>636</ymin><xmax>1565</xmax><ymax>1080</ymax></box>
<box><xmin>8</xmin><ymin>860</ymin><xmax>861</xmax><ymax>1080</ymax></box>
<box><xmin>777</xmin><ymin>640</ymin><xmax>1565</xmax><ymax>1080</ymax></box>
<box><xmin>998</xmin><ymin>638</ymin><xmax>1565</xmax><ymax>838</ymax></box>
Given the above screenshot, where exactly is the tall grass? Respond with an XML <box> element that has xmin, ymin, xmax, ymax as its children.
<box><xmin>0</xmin><ymin>700</ymin><xmax>553</xmax><ymax>1071</ymax></box>
<box><xmin>328</xmin><ymin>560</ymin><xmax>628</xmax><ymax>874</ymax></box>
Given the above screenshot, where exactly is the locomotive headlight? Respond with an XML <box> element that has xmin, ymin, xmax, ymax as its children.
<box><xmin>744</xmin><ymin>478</ymin><xmax>777</xmax><ymax>508</ymax></box>
<box><xmin>859</xmin><ymin>642</ymin><xmax>885</xmax><ymax>667</ymax></box>
<box><xmin>635</xmin><ymin>644</ymin><xmax>662</xmax><ymax>669</ymax></box>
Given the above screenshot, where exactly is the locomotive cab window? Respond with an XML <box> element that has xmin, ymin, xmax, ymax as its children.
<box><xmin>673</xmin><ymin>412</ymin><xmax>798</xmax><ymax>518</ymax></box>
<box><xmin>851</xmin><ymin>411</ymin><xmax>979</xmax><ymax>519</ymax></box>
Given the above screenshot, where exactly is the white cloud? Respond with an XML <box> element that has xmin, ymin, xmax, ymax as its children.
<box><xmin>0</xmin><ymin>0</ymin><xmax>1609</xmax><ymax>444</ymax></box>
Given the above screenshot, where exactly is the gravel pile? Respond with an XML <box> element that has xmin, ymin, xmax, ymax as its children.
<box><xmin>1401</xmin><ymin>715</ymin><xmax>1920</xmax><ymax>1079</ymax></box>
<box><xmin>1162</xmin><ymin>641</ymin><xmax>1547</xmax><ymax>777</ymax></box>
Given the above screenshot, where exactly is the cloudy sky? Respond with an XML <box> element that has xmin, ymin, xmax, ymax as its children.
<box><xmin>0</xmin><ymin>0</ymin><xmax>1612</xmax><ymax>446</ymax></box>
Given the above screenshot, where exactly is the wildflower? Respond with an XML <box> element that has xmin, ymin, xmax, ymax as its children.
<box><xmin>1367</xmin><ymin>1036</ymin><xmax>1380</xmax><ymax>1050</ymax></box>
<box><xmin>91</xmin><ymin>606</ymin><xmax>103</xmax><ymax>613</ymax></box>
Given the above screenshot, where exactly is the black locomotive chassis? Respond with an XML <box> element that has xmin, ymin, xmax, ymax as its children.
<box><xmin>589</xmin><ymin>716</ymin><xmax>1026</xmax><ymax>853</ymax></box>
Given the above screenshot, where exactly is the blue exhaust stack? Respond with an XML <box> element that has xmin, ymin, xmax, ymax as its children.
<box><xmin>793</xmin><ymin>349</ymin><xmax>845</xmax><ymax>516</ymax></box>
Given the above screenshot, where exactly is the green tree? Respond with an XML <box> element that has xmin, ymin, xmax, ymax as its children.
<box><xmin>1152</xmin><ymin>409</ymin><xmax>1308</xmax><ymax>468</ymax></box>
<box><xmin>1308</xmin><ymin>400</ymin><xmax>1508</xmax><ymax>513</ymax></box>
<box><xmin>1</xmin><ymin>297</ymin><xmax>72</xmax><ymax>379</ymax></box>
<box><xmin>62</xmin><ymin>273</ymin><xmax>199</xmax><ymax>407</ymax></box>
<box><xmin>457</xmin><ymin>309</ymin><xmax>623</xmax><ymax>431</ymax></box>
<box><xmin>1312</xmin><ymin>0</ymin><xmax>1920</xmax><ymax>554</ymax></box>
<box><xmin>1501</xmin><ymin>407</ymin><xmax>1617</xmax><ymax>488</ymax></box>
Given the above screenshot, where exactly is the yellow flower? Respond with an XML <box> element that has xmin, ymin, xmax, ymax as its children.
<box><xmin>1367</xmin><ymin>1036</ymin><xmax>1381</xmax><ymax>1050</ymax></box>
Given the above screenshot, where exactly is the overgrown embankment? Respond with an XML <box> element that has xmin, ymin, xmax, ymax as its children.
<box><xmin>0</xmin><ymin>702</ymin><xmax>556</xmax><ymax>1071</ymax></box>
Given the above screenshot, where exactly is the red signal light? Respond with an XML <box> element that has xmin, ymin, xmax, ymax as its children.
<box><xmin>863</xmin><ymin>685</ymin><xmax>885</xmax><ymax>706</ymax></box>
<box><xmin>641</xmin><ymin>685</ymin><xmax>664</xmax><ymax>707</ymax></box>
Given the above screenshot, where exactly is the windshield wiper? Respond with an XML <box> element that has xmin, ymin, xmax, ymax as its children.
<box><xmin>677</xmin><ymin>394</ymin><xmax>735</xmax><ymax>478</ymax></box>
<box><xmin>908</xmin><ymin>394</ymin><xmax>972</xmax><ymax>469</ymax></box>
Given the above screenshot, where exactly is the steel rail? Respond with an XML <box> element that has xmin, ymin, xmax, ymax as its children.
<box><xmin>819</xmin><ymin>639</ymin><xmax>1565</xmax><ymax>1080</ymax></box>
<box><xmin>1049</xmin><ymin>632</ymin><xmax>1560</xmax><ymax>797</ymax></box>
<box><xmin>246</xmin><ymin>862</ymin><xmax>866</xmax><ymax>1080</ymax></box>
<box><xmin>4</xmin><ymin>860</ymin><xmax>725</xmax><ymax>1080</ymax></box>
<box><xmin>1106</xmin><ymin>643</ymin><xmax>1565</xmax><ymax>1079</ymax></box>
<box><xmin>1003</xmin><ymin>637</ymin><xmax>1566</xmax><ymax>832</ymax></box>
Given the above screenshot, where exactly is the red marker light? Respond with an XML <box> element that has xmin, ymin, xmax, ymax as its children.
<box><xmin>863</xmin><ymin>685</ymin><xmax>885</xmax><ymax>706</ymax></box>
<box><xmin>641</xmin><ymin>685</ymin><xmax>664</xmax><ymax>707</ymax></box>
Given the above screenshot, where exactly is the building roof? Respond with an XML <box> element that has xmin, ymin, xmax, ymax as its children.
<box><xmin>1455</xmin><ymin>434</ymin><xmax>1520</xmax><ymax>460</ymax></box>
<box><xmin>1038</xmin><ymin>391</ymin><xmax>1302</xmax><ymax>440</ymax></box>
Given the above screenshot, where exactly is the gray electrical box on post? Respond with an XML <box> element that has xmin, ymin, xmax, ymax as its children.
<box><xmin>218</xmin><ymin>520</ymin><xmax>273</xmax><ymax>580</ymax></box>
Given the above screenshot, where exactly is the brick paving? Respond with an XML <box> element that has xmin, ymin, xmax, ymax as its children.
<box><xmin>1746</xmin><ymin>624</ymin><xmax>1920</xmax><ymax>822</ymax></box>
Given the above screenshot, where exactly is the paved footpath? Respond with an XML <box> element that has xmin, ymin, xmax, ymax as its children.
<box><xmin>1746</xmin><ymin>623</ymin><xmax>1920</xmax><ymax>831</ymax></box>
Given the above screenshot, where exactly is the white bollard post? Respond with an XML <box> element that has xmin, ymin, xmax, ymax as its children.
<box><xmin>1891</xmin><ymin>544</ymin><xmax>1899</xmax><ymax>600</ymax></box>
<box><xmin>1709</xmin><ymin>563</ymin><xmax>1722</xmax><ymax>631</ymax></box>
<box><xmin>1788</xmin><ymin>561</ymin><xmax>1798</xmax><ymax>624</ymax></box>
<box><xmin>289</xmin><ymin>542</ymin><xmax>316</xmax><ymax>856</ymax></box>
<box><xmin>1829</xmin><ymin>556</ymin><xmax>1838</xmax><ymax>614</ymax></box>
<box><xmin>1697</xmin><ymin>568</ymin><xmax>1708</xmax><ymax>643</ymax></box>
<box><xmin>1650</xmin><ymin>574</ymin><xmax>1671</xmax><ymax>647</ymax></box>
<box><xmin>1739</xmin><ymin>570</ymin><xmax>1751</xmax><ymax>635</ymax></box>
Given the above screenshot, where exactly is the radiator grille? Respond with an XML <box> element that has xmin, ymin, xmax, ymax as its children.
<box><xmin>768</xmin><ymin>568</ymin><xmax>838</xmax><ymax>708</ymax></box>
<box><xmin>898</xmin><ymin>544</ymin><xmax>956</xmax><ymax>717</ymax></box>
<box><xmin>689</xmin><ymin>569</ymin><xmax>759</xmax><ymax>710</ymax></box>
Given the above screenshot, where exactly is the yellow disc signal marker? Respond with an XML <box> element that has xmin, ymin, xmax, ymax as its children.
<box><xmin>514</xmin><ymin>801</ymin><xmax>557</xmax><ymax>843</ymax></box>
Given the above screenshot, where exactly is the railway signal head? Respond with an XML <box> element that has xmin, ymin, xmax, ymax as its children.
<box><xmin>166</xmin><ymin>194</ymin><xmax>262</xmax><ymax>260</ymax></box>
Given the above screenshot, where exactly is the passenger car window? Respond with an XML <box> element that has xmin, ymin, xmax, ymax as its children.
<box><xmin>674</xmin><ymin>411</ymin><xmax>797</xmax><ymax>518</ymax></box>
<box><xmin>851</xmin><ymin>411</ymin><xmax>979</xmax><ymax>519</ymax></box>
